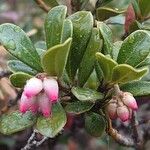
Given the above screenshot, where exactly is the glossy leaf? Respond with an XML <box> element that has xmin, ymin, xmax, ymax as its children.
<box><xmin>97</xmin><ymin>22</ymin><xmax>113</xmax><ymax>55</ymax></box>
<box><xmin>61</xmin><ymin>19</ymin><xmax>73</xmax><ymax>43</ymax></box>
<box><xmin>96</xmin><ymin>52</ymin><xmax>118</xmax><ymax>81</ymax></box>
<box><xmin>65</xmin><ymin>101</ymin><xmax>94</xmax><ymax>114</ymax></box>
<box><xmin>36</xmin><ymin>103</ymin><xmax>66</xmax><ymax>138</ymax></box>
<box><xmin>117</xmin><ymin>30</ymin><xmax>150</xmax><ymax>67</ymax></box>
<box><xmin>67</xmin><ymin>11</ymin><xmax>93</xmax><ymax>80</ymax></box>
<box><xmin>45</xmin><ymin>5</ymin><xmax>67</xmax><ymax>49</ymax></box>
<box><xmin>85</xmin><ymin>112</ymin><xmax>106</xmax><ymax>137</ymax></box>
<box><xmin>8</xmin><ymin>60</ymin><xmax>38</xmax><ymax>75</ymax></box>
<box><xmin>78</xmin><ymin>28</ymin><xmax>102</xmax><ymax>86</ymax></box>
<box><xmin>71</xmin><ymin>87</ymin><xmax>104</xmax><ymax>102</ymax></box>
<box><xmin>112</xmin><ymin>64</ymin><xmax>148</xmax><ymax>84</ymax></box>
<box><xmin>121</xmin><ymin>81</ymin><xmax>150</xmax><ymax>96</ymax></box>
<box><xmin>10</xmin><ymin>72</ymin><xmax>32</xmax><ymax>88</ymax></box>
<box><xmin>42</xmin><ymin>38</ymin><xmax>72</xmax><ymax>77</ymax></box>
<box><xmin>139</xmin><ymin>0</ymin><xmax>150</xmax><ymax>17</ymax></box>
<box><xmin>0</xmin><ymin>111</ymin><xmax>36</xmax><ymax>135</ymax></box>
<box><xmin>96</xmin><ymin>7</ymin><xmax>125</xmax><ymax>21</ymax></box>
<box><xmin>0</xmin><ymin>23</ymin><xmax>42</xmax><ymax>71</ymax></box>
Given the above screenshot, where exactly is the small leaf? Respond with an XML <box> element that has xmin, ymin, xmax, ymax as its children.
<box><xmin>85</xmin><ymin>112</ymin><xmax>106</xmax><ymax>137</ymax></box>
<box><xmin>121</xmin><ymin>81</ymin><xmax>150</xmax><ymax>96</ymax></box>
<box><xmin>0</xmin><ymin>111</ymin><xmax>36</xmax><ymax>135</ymax></box>
<box><xmin>96</xmin><ymin>52</ymin><xmax>118</xmax><ymax>81</ymax></box>
<box><xmin>8</xmin><ymin>60</ymin><xmax>38</xmax><ymax>75</ymax></box>
<box><xmin>97</xmin><ymin>22</ymin><xmax>113</xmax><ymax>55</ymax></box>
<box><xmin>67</xmin><ymin>11</ymin><xmax>93</xmax><ymax>80</ymax></box>
<box><xmin>65</xmin><ymin>101</ymin><xmax>94</xmax><ymax>114</ymax></box>
<box><xmin>112</xmin><ymin>64</ymin><xmax>148</xmax><ymax>84</ymax></box>
<box><xmin>71</xmin><ymin>87</ymin><xmax>104</xmax><ymax>102</ymax></box>
<box><xmin>78</xmin><ymin>28</ymin><xmax>102</xmax><ymax>86</ymax></box>
<box><xmin>36</xmin><ymin>48</ymin><xmax>45</xmax><ymax>58</ymax></box>
<box><xmin>0</xmin><ymin>23</ymin><xmax>42</xmax><ymax>72</ymax></box>
<box><xmin>42</xmin><ymin>38</ymin><xmax>72</xmax><ymax>77</ymax></box>
<box><xmin>117</xmin><ymin>30</ymin><xmax>150</xmax><ymax>67</ymax></box>
<box><xmin>36</xmin><ymin>103</ymin><xmax>66</xmax><ymax>138</ymax></box>
<box><xmin>96</xmin><ymin>7</ymin><xmax>125</xmax><ymax>21</ymax></box>
<box><xmin>10</xmin><ymin>72</ymin><xmax>32</xmax><ymax>88</ymax></box>
<box><xmin>139</xmin><ymin>0</ymin><xmax>150</xmax><ymax>17</ymax></box>
<box><xmin>61</xmin><ymin>19</ymin><xmax>73</xmax><ymax>43</ymax></box>
<box><xmin>45</xmin><ymin>5</ymin><xmax>67</xmax><ymax>49</ymax></box>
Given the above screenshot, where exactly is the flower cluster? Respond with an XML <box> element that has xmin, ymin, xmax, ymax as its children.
<box><xmin>19</xmin><ymin>77</ymin><xmax>59</xmax><ymax>117</ymax></box>
<box><xmin>107</xmin><ymin>92</ymin><xmax>138</xmax><ymax>122</ymax></box>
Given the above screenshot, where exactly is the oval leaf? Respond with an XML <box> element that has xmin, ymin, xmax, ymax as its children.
<box><xmin>42</xmin><ymin>38</ymin><xmax>72</xmax><ymax>77</ymax></box>
<box><xmin>36</xmin><ymin>103</ymin><xmax>67</xmax><ymax>138</ymax></box>
<box><xmin>45</xmin><ymin>5</ymin><xmax>67</xmax><ymax>49</ymax></box>
<box><xmin>0</xmin><ymin>23</ymin><xmax>42</xmax><ymax>72</ymax></box>
<box><xmin>121</xmin><ymin>81</ymin><xmax>150</xmax><ymax>96</ymax></box>
<box><xmin>117</xmin><ymin>30</ymin><xmax>150</xmax><ymax>67</ymax></box>
<box><xmin>8</xmin><ymin>60</ymin><xmax>38</xmax><ymax>75</ymax></box>
<box><xmin>65</xmin><ymin>101</ymin><xmax>94</xmax><ymax>114</ymax></box>
<box><xmin>112</xmin><ymin>64</ymin><xmax>148</xmax><ymax>84</ymax></box>
<box><xmin>96</xmin><ymin>52</ymin><xmax>118</xmax><ymax>81</ymax></box>
<box><xmin>97</xmin><ymin>22</ymin><xmax>113</xmax><ymax>55</ymax></box>
<box><xmin>85</xmin><ymin>112</ymin><xmax>106</xmax><ymax>137</ymax></box>
<box><xmin>71</xmin><ymin>87</ymin><xmax>104</xmax><ymax>102</ymax></box>
<box><xmin>10</xmin><ymin>72</ymin><xmax>32</xmax><ymax>88</ymax></box>
<box><xmin>67</xmin><ymin>11</ymin><xmax>93</xmax><ymax>80</ymax></box>
<box><xmin>0</xmin><ymin>111</ymin><xmax>36</xmax><ymax>135</ymax></box>
<box><xmin>139</xmin><ymin>0</ymin><xmax>150</xmax><ymax>17</ymax></box>
<box><xmin>78</xmin><ymin>28</ymin><xmax>102</xmax><ymax>86</ymax></box>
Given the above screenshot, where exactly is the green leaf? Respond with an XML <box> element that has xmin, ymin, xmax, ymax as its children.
<box><xmin>65</xmin><ymin>101</ymin><xmax>94</xmax><ymax>114</ymax></box>
<box><xmin>78</xmin><ymin>28</ymin><xmax>102</xmax><ymax>86</ymax></box>
<box><xmin>67</xmin><ymin>11</ymin><xmax>93</xmax><ymax>80</ymax></box>
<box><xmin>96</xmin><ymin>52</ymin><xmax>118</xmax><ymax>81</ymax></box>
<box><xmin>96</xmin><ymin>7</ymin><xmax>125</xmax><ymax>21</ymax></box>
<box><xmin>111</xmin><ymin>41</ymin><xmax>123</xmax><ymax>61</ymax></box>
<box><xmin>112</xmin><ymin>64</ymin><xmax>148</xmax><ymax>84</ymax></box>
<box><xmin>0</xmin><ymin>111</ymin><xmax>36</xmax><ymax>135</ymax></box>
<box><xmin>128</xmin><ymin>20</ymin><xmax>141</xmax><ymax>34</ymax></box>
<box><xmin>35</xmin><ymin>41</ymin><xmax>47</xmax><ymax>50</ymax></box>
<box><xmin>117</xmin><ymin>30</ymin><xmax>150</xmax><ymax>67</ymax></box>
<box><xmin>45</xmin><ymin>5</ymin><xmax>67</xmax><ymax>49</ymax></box>
<box><xmin>97</xmin><ymin>22</ymin><xmax>113</xmax><ymax>55</ymax></box>
<box><xmin>137</xmin><ymin>57</ymin><xmax>150</xmax><ymax>68</ymax></box>
<box><xmin>42</xmin><ymin>38</ymin><xmax>72</xmax><ymax>77</ymax></box>
<box><xmin>71</xmin><ymin>87</ymin><xmax>104</xmax><ymax>102</ymax></box>
<box><xmin>43</xmin><ymin>0</ymin><xmax>58</xmax><ymax>7</ymax></box>
<box><xmin>0</xmin><ymin>23</ymin><xmax>42</xmax><ymax>72</ymax></box>
<box><xmin>85</xmin><ymin>112</ymin><xmax>106</xmax><ymax>137</ymax></box>
<box><xmin>139</xmin><ymin>0</ymin><xmax>150</xmax><ymax>17</ymax></box>
<box><xmin>10</xmin><ymin>72</ymin><xmax>32</xmax><ymax>88</ymax></box>
<box><xmin>8</xmin><ymin>60</ymin><xmax>38</xmax><ymax>75</ymax></box>
<box><xmin>36</xmin><ymin>103</ymin><xmax>66</xmax><ymax>138</ymax></box>
<box><xmin>61</xmin><ymin>19</ymin><xmax>73</xmax><ymax>43</ymax></box>
<box><xmin>121</xmin><ymin>81</ymin><xmax>150</xmax><ymax>96</ymax></box>
<box><xmin>36</xmin><ymin>48</ymin><xmax>45</xmax><ymax>58</ymax></box>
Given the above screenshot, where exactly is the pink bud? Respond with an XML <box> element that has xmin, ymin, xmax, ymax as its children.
<box><xmin>24</xmin><ymin>77</ymin><xmax>43</xmax><ymax>98</ymax></box>
<box><xmin>38</xmin><ymin>93</ymin><xmax>52</xmax><ymax>117</ymax></box>
<box><xmin>117</xmin><ymin>106</ymin><xmax>130</xmax><ymax>122</ymax></box>
<box><xmin>107</xmin><ymin>102</ymin><xmax>117</xmax><ymax>119</ymax></box>
<box><xmin>43</xmin><ymin>78</ymin><xmax>59</xmax><ymax>103</ymax></box>
<box><xmin>122</xmin><ymin>92</ymin><xmax>138</xmax><ymax>110</ymax></box>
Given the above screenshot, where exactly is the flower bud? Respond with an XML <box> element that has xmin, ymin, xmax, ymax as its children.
<box><xmin>24</xmin><ymin>77</ymin><xmax>43</xmax><ymax>98</ymax></box>
<box><xmin>107</xmin><ymin>102</ymin><xmax>117</xmax><ymax>119</ymax></box>
<box><xmin>122</xmin><ymin>92</ymin><xmax>138</xmax><ymax>110</ymax></box>
<box><xmin>43</xmin><ymin>78</ymin><xmax>58</xmax><ymax>103</ymax></box>
<box><xmin>117</xmin><ymin>105</ymin><xmax>130</xmax><ymax>122</ymax></box>
<box><xmin>38</xmin><ymin>93</ymin><xmax>51</xmax><ymax>117</ymax></box>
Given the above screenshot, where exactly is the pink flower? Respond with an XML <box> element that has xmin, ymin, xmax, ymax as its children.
<box><xmin>117</xmin><ymin>106</ymin><xmax>130</xmax><ymax>122</ymax></box>
<box><xmin>43</xmin><ymin>78</ymin><xmax>59</xmax><ymax>103</ymax></box>
<box><xmin>24</xmin><ymin>77</ymin><xmax>43</xmax><ymax>98</ymax></box>
<box><xmin>122</xmin><ymin>92</ymin><xmax>138</xmax><ymax>110</ymax></box>
<box><xmin>107</xmin><ymin>102</ymin><xmax>117</xmax><ymax>119</ymax></box>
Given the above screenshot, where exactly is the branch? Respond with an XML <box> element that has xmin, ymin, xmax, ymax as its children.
<box><xmin>34</xmin><ymin>0</ymin><xmax>50</xmax><ymax>12</ymax></box>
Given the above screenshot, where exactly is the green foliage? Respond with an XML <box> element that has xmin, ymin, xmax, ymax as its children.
<box><xmin>36</xmin><ymin>103</ymin><xmax>66</xmax><ymax>138</ymax></box>
<box><xmin>139</xmin><ymin>0</ymin><xmax>150</xmax><ymax>17</ymax></box>
<box><xmin>0</xmin><ymin>111</ymin><xmax>36</xmax><ymax>135</ymax></box>
<box><xmin>85</xmin><ymin>112</ymin><xmax>106</xmax><ymax>137</ymax></box>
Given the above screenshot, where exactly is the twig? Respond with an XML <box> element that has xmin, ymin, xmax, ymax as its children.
<box><xmin>0</xmin><ymin>70</ymin><xmax>12</xmax><ymax>80</ymax></box>
<box><xmin>34</xmin><ymin>0</ymin><xmax>50</xmax><ymax>12</ymax></box>
<box><xmin>131</xmin><ymin>111</ymin><xmax>143</xmax><ymax>150</ymax></box>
